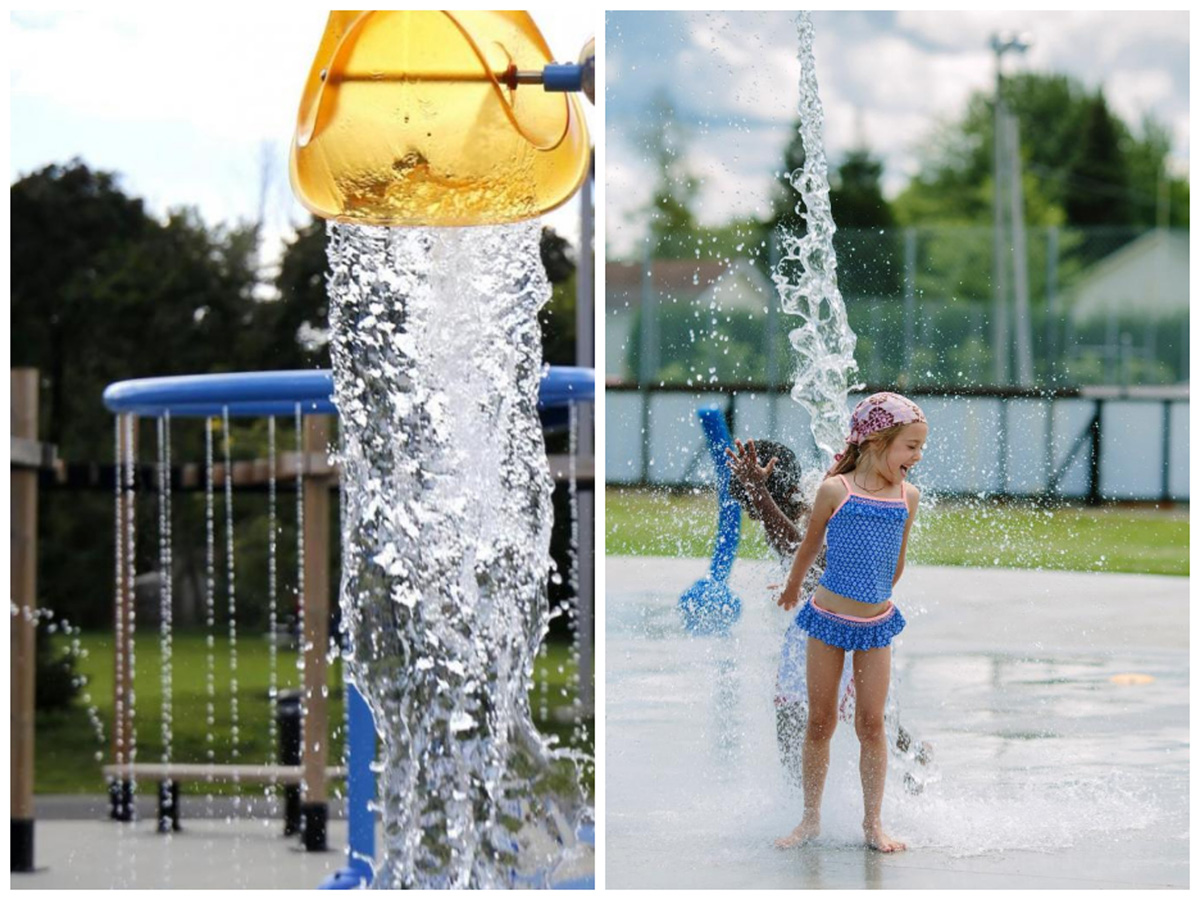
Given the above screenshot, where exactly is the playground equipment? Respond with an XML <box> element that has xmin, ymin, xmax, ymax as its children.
<box><xmin>678</xmin><ymin>407</ymin><xmax>742</xmax><ymax>634</ymax></box>
<box><xmin>101</xmin><ymin>366</ymin><xmax>594</xmax><ymax>887</ymax></box>
<box><xmin>290</xmin><ymin>11</ymin><xmax>592</xmax><ymax>226</ymax></box>
<box><xmin>11</xmin><ymin>370</ymin><xmax>57</xmax><ymax>873</ymax></box>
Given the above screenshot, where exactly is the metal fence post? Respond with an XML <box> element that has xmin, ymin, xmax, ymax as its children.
<box><xmin>1088</xmin><ymin>400</ymin><xmax>1103</xmax><ymax>506</ymax></box>
<box><xmin>639</xmin><ymin>250</ymin><xmax>655</xmax><ymax>484</ymax></box>
<box><xmin>903</xmin><ymin>228</ymin><xmax>916</xmax><ymax>379</ymax></box>
<box><xmin>1161</xmin><ymin>400</ymin><xmax>1172</xmax><ymax>504</ymax></box>
<box><xmin>1045</xmin><ymin>226</ymin><xmax>1059</xmax><ymax>379</ymax></box>
<box><xmin>767</xmin><ymin>232</ymin><xmax>780</xmax><ymax>438</ymax></box>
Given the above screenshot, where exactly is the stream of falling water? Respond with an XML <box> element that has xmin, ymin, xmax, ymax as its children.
<box><xmin>326</xmin><ymin>221</ymin><xmax>589</xmax><ymax>889</ymax></box>
<box><xmin>769</xmin><ymin>11</ymin><xmax>935</xmax><ymax>794</ymax></box>
<box><xmin>772</xmin><ymin>11</ymin><xmax>862</xmax><ymax>476</ymax></box>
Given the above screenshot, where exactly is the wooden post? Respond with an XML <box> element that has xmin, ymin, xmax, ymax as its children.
<box><xmin>110</xmin><ymin>413</ymin><xmax>136</xmax><ymax>820</ymax></box>
<box><xmin>11</xmin><ymin>370</ymin><xmax>39</xmax><ymax>871</ymax></box>
<box><xmin>301</xmin><ymin>414</ymin><xmax>332</xmax><ymax>851</ymax></box>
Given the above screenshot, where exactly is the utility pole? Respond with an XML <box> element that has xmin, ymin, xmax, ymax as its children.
<box><xmin>990</xmin><ymin>31</ymin><xmax>1031</xmax><ymax>386</ymax></box>
<box><xmin>1007</xmin><ymin>112</ymin><xmax>1034</xmax><ymax>385</ymax></box>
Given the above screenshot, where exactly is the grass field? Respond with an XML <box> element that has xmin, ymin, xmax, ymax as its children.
<box><xmin>606</xmin><ymin>487</ymin><xmax>1188</xmax><ymax>576</ymax></box>
<box><xmin>38</xmin><ymin>632</ymin><xmax>591</xmax><ymax>796</ymax></box>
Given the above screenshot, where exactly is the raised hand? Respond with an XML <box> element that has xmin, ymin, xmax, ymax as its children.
<box><xmin>725</xmin><ymin>438</ymin><xmax>777</xmax><ymax>496</ymax></box>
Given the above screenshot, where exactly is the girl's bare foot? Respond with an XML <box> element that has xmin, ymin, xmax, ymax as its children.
<box><xmin>775</xmin><ymin>816</ymin><xmax>820</xmax><ymax>849</ymax></box>
<box><xmin>863</xmin><ymin>822</ymin><xmax>906</xmax><ymax>853</ymax></box>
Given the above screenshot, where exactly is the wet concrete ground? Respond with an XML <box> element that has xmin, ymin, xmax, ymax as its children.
<box><xmin>14</xmin><ymin>797</ymin><xmax>594</xmax><ymax>889</ymax></box>
<box><xmin>606</xmin><ymin>559</ymin><xmax>1188</xmax><ymax>890</ymax></box>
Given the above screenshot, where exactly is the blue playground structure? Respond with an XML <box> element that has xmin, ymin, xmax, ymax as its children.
<box><xmin>102</xmin><ymin>367</ymin><xmax>595</xmax><ymax>889</ymax></box>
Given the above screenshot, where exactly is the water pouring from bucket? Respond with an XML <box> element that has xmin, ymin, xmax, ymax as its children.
<box><xmin>290</xmin><ymin>10</ymin><xmax>592</xmax><ymax>889</ymax></box>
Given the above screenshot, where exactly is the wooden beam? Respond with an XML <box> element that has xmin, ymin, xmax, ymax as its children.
<box><xmin>301</xmin><ymin>416</ymin><xmax>333</xmax><ymax>812</ymax></box>
<box><xmin>101</xmin><ymin>763</ymin><xmax>347</xmax><ymax>783</ymax></box>
<box><xmin>11</xmin><ymin>369</ymin><xmax>39</xmax><ymax>871</ymax></box>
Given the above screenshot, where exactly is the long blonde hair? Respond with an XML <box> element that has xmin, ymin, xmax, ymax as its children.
<box><xmin>826</xmin><ymin>423</ymin><xmax>908</xmax><ymax>478</ymax></box>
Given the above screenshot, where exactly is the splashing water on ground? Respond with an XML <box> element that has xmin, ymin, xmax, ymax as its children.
<box><xmin>326</xmin><ymin>222</ymin><xmax>589</xmax><ymax>889</ymax></box>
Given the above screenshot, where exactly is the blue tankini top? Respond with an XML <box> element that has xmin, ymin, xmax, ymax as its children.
<box><xmin>817</xmin><ymin>474</ymin><xmax>909</xmax><ymax>604</ymax></box>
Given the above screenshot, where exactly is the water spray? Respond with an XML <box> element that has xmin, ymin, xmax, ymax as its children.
<box><xmin>289</xmin><ymin>9</ymin><xmax>594</xmax><ymax>890</ymax></box>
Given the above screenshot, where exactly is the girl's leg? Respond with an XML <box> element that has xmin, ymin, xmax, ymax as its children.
<box><xmin>776</xmin><ymin>637</ymin><xmax>844</xmax><ymax>848</ymax></box>
<box><xmin>853</xmin><ymin>645</ymin><xmax>906</xmax><ymax>852</ymax></box>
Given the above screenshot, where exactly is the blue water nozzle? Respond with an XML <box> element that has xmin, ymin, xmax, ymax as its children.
<box><xmin>542</xmin><ymin>64</ymin><xmax>583</xmax><ymax>93</ymax></box>
<box><xmin>512</xmin><ymin>38</ymin><xmax>594</xmax><ymax>104</ymax></box>
<box><xmin>678</xmin><ymin>406</ymin><xmax>743</xmax><ymax>635</ymax></box>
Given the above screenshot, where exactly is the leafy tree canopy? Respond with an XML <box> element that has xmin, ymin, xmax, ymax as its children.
<box><xmin>893</xmin><ymin>73</ymin><xmax>1187</xmax><ymax>229</ymax></box>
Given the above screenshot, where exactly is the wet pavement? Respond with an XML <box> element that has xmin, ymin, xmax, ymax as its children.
<box><xmin>606</xmin><ymin>558</ymin><xmax>1188</xmax><ymax>890</ymax></box>
<box><xmin>14</xmin><ymin>799</ymin><xmax>594</xmax><ymax>889</ymax></box>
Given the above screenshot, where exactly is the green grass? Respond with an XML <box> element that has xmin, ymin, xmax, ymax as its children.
<box><xmin>606</xmin><ymin>487</ymin><xmax>1188</xmax><ymax>576</ymax></box>
<box><xmin>37</xmin><ymin>631</ymin><xmax>591</xmax><ymax>797</ymax></box>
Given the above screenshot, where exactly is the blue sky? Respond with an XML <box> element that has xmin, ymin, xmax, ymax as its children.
<box><xmin>9</xmin><ymin>10</ymin><xmax>598</xmax><ymax>259</ymax></box>
<box><xmin>606</xmin><ymin>10</ymin><xmax>1190</xmax><ymax>258</ymax></box>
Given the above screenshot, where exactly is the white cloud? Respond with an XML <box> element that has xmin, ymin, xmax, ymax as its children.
<box><xmin>607</xmin><ymin>9</ymin><xmax>1189</xmax><ymax>252</ymax></box>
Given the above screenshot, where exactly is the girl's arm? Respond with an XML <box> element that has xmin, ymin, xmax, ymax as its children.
<box><xmin>892</xmin><ymin>484</ymin><xmax>921</xmax><ymax>586</ymax></box>
<box><xmin>776</xmin><ymin>478</ymin><xmax>843</xmax><ymax>610</ymax></box>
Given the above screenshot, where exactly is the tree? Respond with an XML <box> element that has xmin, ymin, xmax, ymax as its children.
<box><xmin>12</xmin><ymin>160</ymin><xmax>262</xmax><ymax>460</ymax></box>
<box><xmin>768</xmin><ymin>130</ymin><xmax>901</xmax><ymax>298</ymax></box>
<box><xmin>640</xmin><ymin>91</ymin><xmax>702</xmax><ymax>257</ymax></box>
<box><xmin>1063</xmin><ymin>92</ymin><xmax>1132</xmax><ymax>226</ymax></box>
<box><xmin>538</xmin><ymin>227</ymin><xmax>579</xmax><ymax>366</ymax></box>
<box><xmin>829</xmin><ymin>149</ymin><xmax>895</xmax><ymax>228</ymax></box>
<box><xmin>12</xmin><ymin>161</ymin><xmax>153</xmax><ymax>449</ymax></box>
<box><xmin>768</xmin><ymin>119</ymin><xmax>810</xmax><ymax>238</ymax></box>
<box><xmin>828</xmin><ymin>149</ymin><xmax>902</xmax><ymax>299</ymax></box>
<box><xmin>268</xmin><ymin>218</ymin><xmax>331</xmax><ymax>369</ymax></box>
<box><xmin>893</xmin><ymin>73</ymin><xmax>1186</xmax><ymax>230</ymax></box>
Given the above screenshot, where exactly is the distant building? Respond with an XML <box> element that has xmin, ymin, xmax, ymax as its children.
<box><xmin>1068</xmin><ymin>229</ymin><xmax>1188</xmax><ymax>324</ymax></box>
<box><xmin>605</xmin><ymin>258</ymin><xmax>774</xmax><ymax>380</ymax></box>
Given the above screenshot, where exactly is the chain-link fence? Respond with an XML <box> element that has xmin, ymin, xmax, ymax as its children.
<box><xmin>606</xmin><ymin>226</ymin><xmax>1188</xmax><ymax>390</ymax></box>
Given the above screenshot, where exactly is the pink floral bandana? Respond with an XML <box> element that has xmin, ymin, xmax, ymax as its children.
<box><xmin>846</xmin><ymin>392</ymin><xmax>926</xmax><ymax>445</ymax></box>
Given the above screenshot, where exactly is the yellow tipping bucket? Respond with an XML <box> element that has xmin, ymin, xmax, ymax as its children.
<box><xmin>290</xmin><ymin>11</ymin><xmax>590</xmax><ymax>226</ymax></box>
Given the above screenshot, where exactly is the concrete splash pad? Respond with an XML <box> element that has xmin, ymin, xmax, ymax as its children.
<box><xmin>13</xmin><ymin>798</ymin><xmax>594</xmax><ymax>889</ymax></box>
<box><xmin>606</xmin><ymin>558</ymin><xmax>1188</xmax><ymax>889</ymax></box>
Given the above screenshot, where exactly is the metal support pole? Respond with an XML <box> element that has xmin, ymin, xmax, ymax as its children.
<box><xmin>639</xmin><ymin>248</ymin><xmax>656</xmax><ymax>484</ymax></box>
<box><xmin>344</xmin><ymin>684</ymin><xmax>376</xmax><ymax>881</ymax></box>
<box><xmin>111</xmin><ymin>412</ymin><xmax>137</xmax><ymax>822</ymax></box>
<box><xmin>1045</xmin><ymin>226</ymin><xmax>1059</xmax><ymax>380</ymax></box>
<box><xmin>992</xmin><ymin>86</ymin><xmax>1010</xmax><ymax>385</ymax></box>
<box><xmin>1007</xmin><ymin>113</ymin><xmax>1034</xmax><ymax>385</ymax></box>
<box><xmin>997</xmin><ymin>398</ymin><xmax>1009</xmax><ymax>495</ymax></box>
<box><xmin>903</xmin><ymin>228</ymin><xmax>916</xmax><ymax>379</ymax></box>
<box><xmin>1161</xmin><ymin>400</ymin><xmax>1172</xmax><ymax>503</ymax></box>
<box><xmin>766</xmin><ymin>231</ymin><xmax>781</xmax><ymax>438</ymax></box>
<box><xmin>1106</xmin><ymin>305</ymin><xmax>1118</xmax><ymax>384</ymax></box>
<box><xmin>575</xmin><ymin>160</ymin><xmax>595</xmax><ymax>715</ymax></box>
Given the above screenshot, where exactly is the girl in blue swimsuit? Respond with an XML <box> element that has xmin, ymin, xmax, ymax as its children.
<box><xmin>774</xmin><ymin>392</ymin><xmax>927</xmax><ymax>854</ymax></box>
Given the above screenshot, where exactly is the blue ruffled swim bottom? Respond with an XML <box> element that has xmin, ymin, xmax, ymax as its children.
<box><xmin>793</xmin><ymin>595</ymin><xmax>906</xmax><ymax>652</ymax></box>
